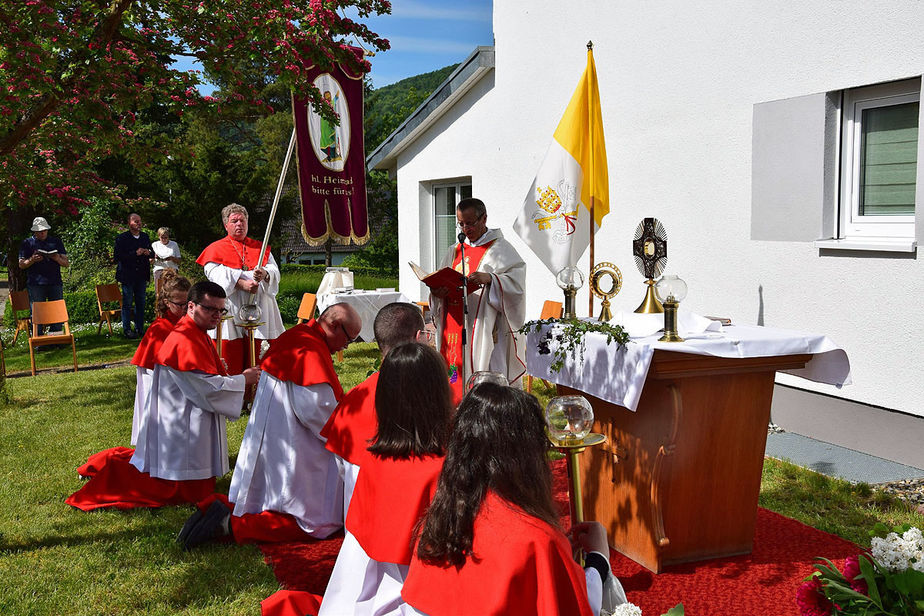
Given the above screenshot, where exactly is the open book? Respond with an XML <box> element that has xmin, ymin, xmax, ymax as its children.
<box><xmin>409</xmin><ymin>261</ymin><xmax>480</xmax><ymax>293</ymax></box>
<box><xmin>36</xmin><ymin>249</ymin><xmax>58</xmax><ymax>255</ymax></box>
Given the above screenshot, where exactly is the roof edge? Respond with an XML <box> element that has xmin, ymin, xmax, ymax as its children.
<box><xmin>366</xmin><ymin>46</ymin><xmax>495</xmax><ymax>173</ymax></box>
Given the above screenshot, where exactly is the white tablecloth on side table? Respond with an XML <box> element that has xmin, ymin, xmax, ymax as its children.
<box><xmin>526</xmin><ymin>321</ymin><xmax>851</xmax><ymax>411</ymax></box>
<box><xmin>317</xmin><ymin>290</ymin><xmax>413</xmax><ymax>342</ymax></box>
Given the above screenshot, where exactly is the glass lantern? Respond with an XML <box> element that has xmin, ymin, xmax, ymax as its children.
<box><xmin>556</xmin><ymin>266</ymin><xmax>585</xmax><ymax>319</ymax></box>
<box><xmin>654</xmin><ymin>274</ymin><xmax>687</xmax><ymax>342</ymax></box>
<box><xmin>465</xmin><ymin>371</ymin><xmax>507</xmax><ymax>392</ymax></box>
<box><xmin>545</xmin><ymin>395</ymin><xmax>594</xmax><ymax>446</ymax></box>
<box><xmin>238</xmin><ymin>303</ymin><xmax>263</xmax><ymax>323</ymax></box>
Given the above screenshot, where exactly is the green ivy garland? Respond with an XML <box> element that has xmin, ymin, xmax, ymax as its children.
<box><xmin>518</xmin><ymin>318</ymin><xmax>631</xmax><ymax>373</ymax></box>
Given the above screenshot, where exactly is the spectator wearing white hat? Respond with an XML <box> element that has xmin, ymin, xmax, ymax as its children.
<box><xmin>18</xmin><ymin>216</ymin><xmax>69</xmax><ymax>334</ymax></box>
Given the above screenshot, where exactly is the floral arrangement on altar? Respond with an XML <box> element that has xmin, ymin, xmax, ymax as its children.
<box><xmin>798</xmin><ymin>523</ymin><xmax>924</xmax><ymax>615</ymax></box>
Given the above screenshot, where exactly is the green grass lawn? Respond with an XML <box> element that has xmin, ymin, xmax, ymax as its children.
<box><xmin>0</xmin><ymin>334</ymin><xmax>921</xmax><ymax>614</ymax></box>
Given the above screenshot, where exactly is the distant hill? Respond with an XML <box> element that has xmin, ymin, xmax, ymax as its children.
<box><xmin>364</xmin><ymin>64</ymin><xmax>459</xmax><ymax>152</ymax></box>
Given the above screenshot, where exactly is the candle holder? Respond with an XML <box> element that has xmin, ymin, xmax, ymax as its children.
<box><xmin>655</xmin><ymin>274</ymin><xmax>688</xmax><ymax>342</ymax></box>
<box><xmin>556</xmin><ymin>266</ymin><xmax>585</xmax><ymax>320</ymax></box>
<box><xmin>546</xmin><ymin>395</ymin><xmax>606</xmax><ymax>545</ymax></box>
<box><xmin>465</xmin><ymin>370</ymin><xmax>507</xmax><ymax>392</ymax></box>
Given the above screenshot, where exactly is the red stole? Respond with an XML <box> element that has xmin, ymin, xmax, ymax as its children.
<box><xmin>196</xmin><ymin>236</ymin><xmax>271</xmax><ymax>270</ymax></box>
<box><xmin>131</xmin><ymin>312</ymin><xmax>182</xmax><ymax>370</ymax></box>
<box><xmin>440</xmin><ymin>241</ymin><xmax>494</xmax><ymax>393</ymax></box>
<box><xmin>157</xmin><ymin>316</ymin><xmax>227</xmax><ymax>375</ymax></box>
<box><xmin>261</xmin><ymin>320</ymin><xmax>344</xmax><ymax>398</ymax></box>
<box><xmin>321</xmin><ymin>371</ymin><xmax>379</xmax><ymax>465</ymax></box>
<box><xmin>346</xmin><ymin>453</ymin><xmax>444</xmax><ymax>565</ymax></box>
<box><xmin>402</xmin><ymin>491</ymin><xmax>593</xmax><ymax>616</ymax></box>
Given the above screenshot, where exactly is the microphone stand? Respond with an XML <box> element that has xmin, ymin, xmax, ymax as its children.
<box><xmin>457</xmin><ymin>232</ymin><xmax>470</xmax><ymax>390</ymax></box>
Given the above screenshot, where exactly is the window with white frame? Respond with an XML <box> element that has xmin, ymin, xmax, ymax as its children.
<box><xmin>839</xmin><ymin>79</ymin><xmax>919</xmax><ymax>240</ymax></box>
<box><xmin>433</xmin><ymin>181</ymin><xmax>472</xmax><ymax>264</ymax></box>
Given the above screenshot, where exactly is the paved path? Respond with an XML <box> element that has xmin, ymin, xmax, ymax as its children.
<box><xmin>766</xmin><ymin>431</ymin><xmax>924</xmax><ymax>484</ymax></box>
<box><xmin>0</xmin><ymin>278</ymin><xmax>8</xmax><ymax>318</ymax></box>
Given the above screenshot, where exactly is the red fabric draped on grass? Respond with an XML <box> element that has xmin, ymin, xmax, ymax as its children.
<box><xmin>258</xmin><ymin>458</ymin><xmax>859</xmax><ymax>616</ymax></box>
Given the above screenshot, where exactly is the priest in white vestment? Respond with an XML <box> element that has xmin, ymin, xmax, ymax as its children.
<box><xmin>429</xmin><ymin>198</ymin><xmax>527</xmax><ymax>389</ymax></box>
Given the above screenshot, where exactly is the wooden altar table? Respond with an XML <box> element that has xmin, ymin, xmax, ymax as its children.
<box><xmin>527</xmin><ymin>322</ymin><xmax>850</xmax><ymax>572</ymax></box>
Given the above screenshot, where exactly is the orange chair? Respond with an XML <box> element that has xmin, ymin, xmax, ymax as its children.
<box><xmin>28</xmin><ymin>299</ymin><xmax>78</xmax><ymax>376</ymax></box>
<box><xmin>296</xmin><ymin>293</ymin><xmax>318</xmax><ymax>324</ymax></box>
<box><xmin>526</xmin><ymin>300</ymin><xmax>563</xmax><ymax>393</ymax></box>
<box><xmin>0</xmin><ymin>335</ymin><xmax>6</xmax><ymax>377</ymax></box>
<box><xmin>95</xmin><ymin>283</ymin><xmax>123</xmax><ymax>336</ymax></box>
<box><xmin>9</xmin><ymin>289</ymin><xmax>32</xmax><ymax>345</ymax></box>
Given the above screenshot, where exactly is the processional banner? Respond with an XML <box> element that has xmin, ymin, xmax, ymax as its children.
<box><xmin>292</xmin><ymin>52</ymin><xmax>369</xmax><ymax>246</ymax></box>
<box><xmin>513</xmin><ymin>47</ymin><xmax>609</xmax><ymax>275</ymax></box>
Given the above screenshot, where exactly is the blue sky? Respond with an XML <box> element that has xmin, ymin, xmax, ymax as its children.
<box><xmin>174</xmin><ymin>1</ymin><xmax>494</xmax><ymax>93</ymax></box>
<box><xmin>353</xmin><ymin>0</ymin><xmax>494</xmax><ymax>88</ymax></box>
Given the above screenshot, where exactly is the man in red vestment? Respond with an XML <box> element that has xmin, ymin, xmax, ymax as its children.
<box><xmin>321</xmin><ymin>301</ymin><xmax>425</xmax><ymax>517</ymax></box>
<box><xmin>196</xmin><ymin>203</ymin><xmax>285</xmax><ymax>374</ymax></box>
<box><xmin>179</xmin><ymin>303</ymin><xmax>363</xmax><ymax>549</ymax></box>
<box><xmin>429</xmin><ymin>197</ymin><xmax>527</xmax><ymax>398</ymax></box>
<box><xmin>66</xmin><ymin>281</ymin><xmax>261</xmax><ymax>511</ymax></box>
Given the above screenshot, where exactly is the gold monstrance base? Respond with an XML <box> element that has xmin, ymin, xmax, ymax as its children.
<box><xmin>634</xmin><ymin>279</ymin><xmax>664</xmax><ymax>314</ymax></box>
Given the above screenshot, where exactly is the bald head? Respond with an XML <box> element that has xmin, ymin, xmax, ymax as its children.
<box><xmin>318</xmin><ymin>303</ymin><xmax>362</xmax><ymax>353</ymax></box>
<box><xmin>373</xmin><ymin>302</ymin><xmax>424</xmax><ymax>356</ymax></box>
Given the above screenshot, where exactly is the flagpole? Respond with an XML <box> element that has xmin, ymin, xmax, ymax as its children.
<box><xmin>587</xmin><ymin>40</ymin><xmax>595</xmax><ymax>317</ymax></box>
<box><xmin>254</xmin><ymin>126</ymin><xmax>297</xmax><ymax>275</ymax></box>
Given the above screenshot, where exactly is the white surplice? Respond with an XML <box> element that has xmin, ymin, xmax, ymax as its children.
<box><xmin>228</xmin><ymin>372</ymin><xmax>343</xmax><ymax>538</ymax></box>
<box><xmin>203</xmin><ymin>255</ymin><xmax>284</xmax><ymax>342</ymax></box>
<box><xmin>129</xmin><ymin>366</ymin><xmax>153</xmax><ymax>447</ymax></box>
<box><xmin>430</xmin><ymin>228</ymin><xmax>528</xmax><ymax>385</ymax></box>
<box><xmin>320</xmin><ymin>530</ymin><xmax>409</xmax><ymax>616</ymax></box>
<box><xmin>130</xmin><ymin>365</ymin><xmax>246</xmax><ymax>480</ymax></box>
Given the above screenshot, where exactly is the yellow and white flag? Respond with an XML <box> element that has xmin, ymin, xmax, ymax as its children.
<box><xmin>513</xmin><ymin>47</ymin><xmax>608</xmax><ymax>276</ymax></box>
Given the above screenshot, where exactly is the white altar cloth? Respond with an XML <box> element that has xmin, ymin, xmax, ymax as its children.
<box><xmin>317</xmin><ymin>289</ymin><xmax>413</xmax><ymax>342</ymax></box>
<box><xmin>526</xmin><ymin>320</ymin><xmax>851</xmax><ymax>412</ymax></box>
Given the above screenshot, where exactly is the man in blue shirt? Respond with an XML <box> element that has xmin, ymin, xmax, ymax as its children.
<box><xmin>113</xmin><ymin>213</ymin><xmax>153</xmax><ymax>339</ymax></box>
<box><xmin>18</xmin><ymin>216</ymin><xmax>69</xmax><ymax>334</ymax></box>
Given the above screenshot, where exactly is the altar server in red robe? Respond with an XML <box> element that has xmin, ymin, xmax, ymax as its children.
<box><xmin>196</xmin><ymin>203</ymin><xmax>284</xmax><ymax>374</ymax></box>
<box><xmin>402</xmin><ymin>384</ymin><xmax>625</xmax><ymax>616</ymax></box>
<box><xmin>66</xmin><ymin>281</ymin><xmax>260</xmax><ymax>510</ymax></box>
<box><xmin>74</xmin><ymin>272</ymin><xmax>192</xmax><ymax>480</ymax></box>
<box><xmin>321</xmin><ymin>301</ymin><xmax>425</xmax><ymax>517</ymax></box>
<box><xmin>179</xmin><ymin>303</ymin><xmax>362</xmax><ymax>548</ymax></box>
<box><xmin>318</xmin><ymin>342</ymin><xmax>453</xmax><ymax>616</ymax></box>
<box><xmin>129</xmin><ymin>270</ymin><xmax>191</xmax><ymax>446</ymax></box>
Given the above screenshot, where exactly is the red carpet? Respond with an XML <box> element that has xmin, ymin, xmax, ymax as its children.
<box><xmin>258</xmin><ymin>459</ymin><xmax>859</xmax><ymax>615</ymax></box>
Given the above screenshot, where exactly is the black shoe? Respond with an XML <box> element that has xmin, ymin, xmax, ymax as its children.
<box><xmin>182</xmin><ymin>500</ymin><xmax>231</xmax><ymax>551</ymax></box>
<box><xmin>177</xmin><ymin>509</ymin><xmax>204</xmax><ymax>545</ymax></box>
<box><xmin>123</xmin><ymin>331</ymin><xmax>138</xmax><ymax>339</ymax></box>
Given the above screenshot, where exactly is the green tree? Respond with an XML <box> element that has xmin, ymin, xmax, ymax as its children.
<box><xmin>1</xmin><ymin>0</ymin><xmax>390</xmax><ymax>289</ymax></box>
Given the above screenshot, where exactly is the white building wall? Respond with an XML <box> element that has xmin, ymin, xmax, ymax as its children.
<box><xmin>394</xmin><ymin>1</ymin><xmax>924</xmax><ymax>419</ymax></box>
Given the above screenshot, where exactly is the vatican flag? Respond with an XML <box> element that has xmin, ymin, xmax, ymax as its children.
<box><xmin>513</xmin><ymin>46</ymin><xmax>608</xmax><ymax>276</ymax></box>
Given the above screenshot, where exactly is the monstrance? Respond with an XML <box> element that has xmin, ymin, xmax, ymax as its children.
<box><xmin>632</xmin><ymin>217</ymin><xmax>668</xmax><ymax>313</ymax></box>
<box><xmin>589</xmin><ymin>262</ymin><xmax>622</xmax><ymax>322</ymax></box>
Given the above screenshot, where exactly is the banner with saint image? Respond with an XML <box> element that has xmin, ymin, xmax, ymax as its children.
<box><xmin>292</xmin><ymin>54</ymin><xmax>369</xmax><ymax>246</ymax></box>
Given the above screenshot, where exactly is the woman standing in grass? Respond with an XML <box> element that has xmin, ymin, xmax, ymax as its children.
<box><xmin>401</xmin><ymin>383</ymin><xmax>622</xmax><ymax>616</ymax></box>
<box><xmin>319</xmin><ymin>342</ymin><xmax>453</xmax><ymax>616</ymax></box>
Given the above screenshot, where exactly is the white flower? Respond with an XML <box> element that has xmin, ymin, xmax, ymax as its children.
<box><xmin>613</xmin><ymin>604</ymin><xmax>643</xmax><ymax>616</ymax></box>
<box><xmin>871</xmin><ymin>527</ymin><xmax>924</xmax><ymax>573</ymax></box>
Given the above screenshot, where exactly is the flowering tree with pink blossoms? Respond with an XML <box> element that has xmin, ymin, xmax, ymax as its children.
<box><xmin>0</xmin><ymin>0</ymin><xmax>389</xmax><ymax>286</ymax></box>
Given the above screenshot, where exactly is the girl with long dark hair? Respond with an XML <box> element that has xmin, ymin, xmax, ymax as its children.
<box><xmin>401</xmin><ymin>383</ymin><xmax>620</xmax><ymax>616</ymax></box>
<box><xmin>319</xmin><ymin>342</ymin><xmax>453</xmax><ymax>616</ymax></box>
